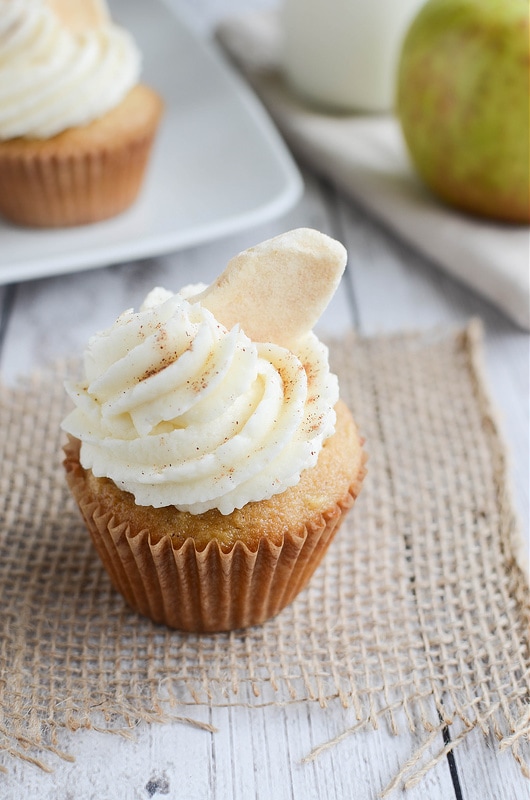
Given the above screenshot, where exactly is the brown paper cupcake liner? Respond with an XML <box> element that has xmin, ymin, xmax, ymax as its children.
<box><xmin>64</xmin><ymin>438</ymin><xmax>367</xmax><ymax>633</ymax></box>
<box><xmin>0</xmin><ymin>84</ymin><xmax>163</xmax><ymax>228</ymax></box>
<box><xmin>0</xmin><ymin>139</ymin><xmax>151</xmax><ymax>227</ymax></box>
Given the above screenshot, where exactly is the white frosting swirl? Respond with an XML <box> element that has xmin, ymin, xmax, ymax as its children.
<box><xmin>0</xmin><ymin>0</ymin><xmax>141</xmax><ymax>140</ymax></box>
<box><xmin>61</xmin><ymin>287</ymin><xmax>339</xmax><ymax>515</ymax></box>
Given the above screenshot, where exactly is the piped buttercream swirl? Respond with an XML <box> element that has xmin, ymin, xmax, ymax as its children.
<box><xmin>0</xmin><ymin>0</ymin><xmax>141</xmax><ymax>140</ymax></box>
<box><xmin>61</xmin><ymin>287</ymin><xmax>339</xmax><ymax>515</ymax></box>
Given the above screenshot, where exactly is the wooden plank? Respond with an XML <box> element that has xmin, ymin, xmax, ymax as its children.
<box><xmin>454</xmin><ymin>727</ymin><xmax>529</xmax><ymax>800</ymax></box>
<box><xmin>0</xmin><ymin>703</ymin><xmax>457</xmax><ymax>800</ymax></box>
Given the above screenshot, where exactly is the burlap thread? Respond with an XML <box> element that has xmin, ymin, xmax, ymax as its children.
<box><xmin>0</xmin><ymin>321</ymin><xmax>528</xmax><ymax>792</ymax></box>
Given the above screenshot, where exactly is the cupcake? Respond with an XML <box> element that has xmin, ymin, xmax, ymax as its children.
<box><xmin>0</xmin><ymin>0</ymin><xmax>163</xmax><ymax>228</ymax></box>
<box><xmin>62</xmin><ymin>229</ymin><xmax>367</xmax><ymax>632</ymax></box>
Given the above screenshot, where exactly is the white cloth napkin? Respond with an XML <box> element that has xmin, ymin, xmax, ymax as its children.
<box><xmin>217</xmin><ymin>11</ymin><xmax>530</xmax><ymax>330</ymax></box>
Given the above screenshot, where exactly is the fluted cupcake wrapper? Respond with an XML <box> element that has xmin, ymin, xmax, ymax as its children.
<box><xmin>0</xmin><ymin>135</ymin><xmax>155</xmax><ymax>228</ymax></box>
<box><xmin>64</xmin><ymin>440</ymin><xmax>367</xmax><ymax>633</ymax></box>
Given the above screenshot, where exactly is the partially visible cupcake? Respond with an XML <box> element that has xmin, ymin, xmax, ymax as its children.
<box><xmin>62</xmin><ymin>229</ymin><xmax>367</xmax><ymax>632</ymax></box>
<box><xmin>0</xmin><ymin>0</ymin><xmax>163</xmax><ymax>227</ymax></box>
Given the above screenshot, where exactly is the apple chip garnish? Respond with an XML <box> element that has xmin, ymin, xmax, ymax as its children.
<box><xmin>47</xmin><ymin>0</ymin><xmax>109</xmax><ymax>32</ymax></box>
<box><xmin>194</xmin><ymin>228</ymin><xmax>347</xmax><ymax>348</ymax></box>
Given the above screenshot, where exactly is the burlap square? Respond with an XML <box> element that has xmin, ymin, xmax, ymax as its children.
<box><xmin>0</xmin><ymin>321</ymin><xmax>528</xmax><ymax>790</ymax></box>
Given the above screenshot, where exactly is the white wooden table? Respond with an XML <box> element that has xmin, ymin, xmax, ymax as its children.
<box><xmin>0</xmin><ymin>2</ymin><xmax>528</xmax><ymax>798</ymax></box>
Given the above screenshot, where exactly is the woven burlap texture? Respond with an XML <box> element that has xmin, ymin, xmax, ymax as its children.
<box><xmin>0</xmin><ymin>321</ymin><xmax>528</xmax><ymax>789</ymax></box>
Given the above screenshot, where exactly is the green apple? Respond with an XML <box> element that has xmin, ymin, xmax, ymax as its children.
<box><xmin>396</xmin><ymin>0</ymin><xmax>529</xmax><ymax>223</ymax></box>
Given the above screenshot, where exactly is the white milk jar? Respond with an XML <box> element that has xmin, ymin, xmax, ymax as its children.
<box><xmin>282</xmin><ymin>0</ymin><xmax>427</xmax><ymax>112</ymax></box>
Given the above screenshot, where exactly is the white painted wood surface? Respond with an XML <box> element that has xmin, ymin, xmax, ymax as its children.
<box><xmin>0</xmin><ymin>2</ymin><xmax>528</xmax><ymax>798</ymax></box>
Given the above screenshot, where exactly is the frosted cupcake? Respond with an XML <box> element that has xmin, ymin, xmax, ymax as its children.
<box><xmin>62</xmin><ymin>229</ymin><xmax>367</xmax><ymax>632</ymax></box>
<box><xmin>0</xmin><ymin>0</ymin><xmax>163</xmax><ymax>227</ymax></box>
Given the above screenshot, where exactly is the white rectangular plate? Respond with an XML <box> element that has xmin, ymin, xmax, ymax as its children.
<box><xmin>0</xmin><ymin>0</ymin><xmax>302</xmax><ymax>284</ymax></box>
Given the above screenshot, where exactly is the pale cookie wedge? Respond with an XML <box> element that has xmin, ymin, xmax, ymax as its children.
<box><xmin>194</xmin><ymin>228</ymin><xmax>347</xmax><ymax>347</ymax></box>
<box><xmin>48</xmin><ymin>0</ymin><xmax>109</xmax><ymax>32</ymax></box>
